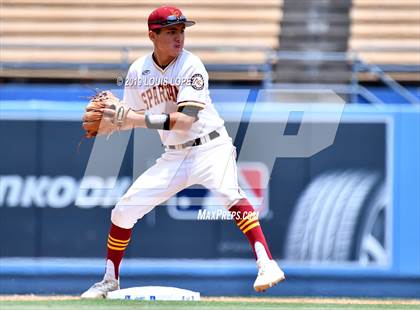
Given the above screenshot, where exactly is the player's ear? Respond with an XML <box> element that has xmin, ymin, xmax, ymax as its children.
<box><xmin>149</xmin><ymin>30</ymin><xmax>157</xmax><ymax>42</ymax></box>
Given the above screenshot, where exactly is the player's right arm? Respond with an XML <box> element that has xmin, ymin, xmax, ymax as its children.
<box><xmin>116</xmin><ymin>109</ymin><xmax>195</xmax><ymax>131</ymax></box>
<box><xmin>119</xmin><ymin>58</ymin><xmax>200</xmax><ymax>132</ymax></box>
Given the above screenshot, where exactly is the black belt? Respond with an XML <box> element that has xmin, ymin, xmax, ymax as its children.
<box><xmin>165</xmin><ymin>130</ymin><xmax>220</xmax><ymax>150</ymax></box>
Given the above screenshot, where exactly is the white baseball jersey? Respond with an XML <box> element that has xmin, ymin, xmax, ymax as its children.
<box><xmin>111</xmin><ymin>49</ymin><xmax>246</xmax><ymax>230</ymax></box>
<box><xmin>123</xmin><ymin>49</ymin><xmax>224</xmax><ymax>146</ymax></box>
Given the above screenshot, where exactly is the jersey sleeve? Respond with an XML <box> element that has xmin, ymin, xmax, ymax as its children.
<box><xmin>123</xmin><ymin>66</ymin><xmax>146</xmax><ymax>112</ymax></box>
<box><xmin>176</xmin><ymin>56</ymin><xmax>209</xmax><ymax>110</ymax></box>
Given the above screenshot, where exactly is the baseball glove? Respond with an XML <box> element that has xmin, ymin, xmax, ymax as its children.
<box><xmin>82</xmin><ymin>90</ymin><xmax>130</xmax><ymax>138</ymax></box>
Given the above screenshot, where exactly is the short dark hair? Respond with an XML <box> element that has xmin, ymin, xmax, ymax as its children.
<box><xmin>152</xmin><ymin>29</ymin><xmax>161</xmax><ymax>34</ymax></box>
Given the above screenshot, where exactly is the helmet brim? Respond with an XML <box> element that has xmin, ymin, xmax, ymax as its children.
<box><xmin>149</xmin><ymin>20</ymin><xmax>195</xmax><ymax>31</ymax></box>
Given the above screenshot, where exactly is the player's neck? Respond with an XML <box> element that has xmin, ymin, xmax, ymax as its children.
<box><xmin>152</xmin><ymin>52</ymin><xmax>176</xmax><ymax>70</ymax></box>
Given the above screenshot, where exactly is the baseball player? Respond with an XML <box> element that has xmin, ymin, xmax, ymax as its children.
<box><xmin>81</xmin><ymin>6</ymin><xmax>285</xmax><ymax>298</ymax></box>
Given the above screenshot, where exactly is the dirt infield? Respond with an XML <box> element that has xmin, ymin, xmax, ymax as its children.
<box><xmin>0</xmin><ymin>295</ymin><xmax>419</xmax><ymax>305</ymax></box>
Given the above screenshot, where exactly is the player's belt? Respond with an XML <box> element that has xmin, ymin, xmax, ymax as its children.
<box><xmin>165</xmin><ymin>130</ymin><xmax>220</xmax><ymax>150</ymax></box>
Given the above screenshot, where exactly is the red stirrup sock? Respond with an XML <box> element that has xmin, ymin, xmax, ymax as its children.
<box><xmin>229</xmin><ymin>198</ymin><xmax>273</xmax><ymax>260</ymax></box>
<box><xmin>104</xmin><ymin>223</ymin><xmax>132</xmax><ymax>280</ymax></box>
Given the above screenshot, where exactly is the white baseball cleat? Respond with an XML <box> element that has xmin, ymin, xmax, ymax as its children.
<box><xmin>253</xmin><ymin>259</ymin><xmax>286</xmax><ymax>292</ymax></box>
<box><xmin>81</xmin><ymin>279</ymin><xmax>119</xmax><ymax>299</ymax></box>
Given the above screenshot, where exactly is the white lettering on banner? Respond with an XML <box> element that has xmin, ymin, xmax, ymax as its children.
<box><xmin>47</xmin><ymin>176</ymin><xmax>77</xmax><ymax>208</ymax></box>
<box><xmin>75</xmin><ymin>176</ymin><xmax>131</xmax><ymax>208</ymax></box>
<box><xmin>76</xmin><ymin>176</ymin><xmax>105</xmax><ymax>208</ymax></box>
<box><xmin>0</xmin><ymin>175</ymin><xmax>131</xmax><ymax>208</ymax></box>
<box><xmin>102</xmin><ymin>177</ymin><xmax>132</xmax><ymax>206</ymax></box>
<box><xmin>0</xmin><ymin>175</ymin><xmax>22</xmax><ymax>207</ymax></box>
<box><xmin>21</xmin><ymin>176</ymin><xmax>50</xmax><ymax>207</ymax></box>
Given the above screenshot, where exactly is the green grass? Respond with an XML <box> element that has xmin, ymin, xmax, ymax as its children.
<box><xmin>0</xmin><ymin>299</ymin><xmax>419</xmax><ymax>310</ymax></box>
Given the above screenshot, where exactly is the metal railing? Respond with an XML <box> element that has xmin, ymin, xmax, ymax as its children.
<box><xmin>0</xmin><ymin>43</ymin><xmax>269</xmax><ymax>74</ymax></box>
<box><xmin>1</xmin><ymin>43</ymin><xmax>418</xmax><ymax>104</ymax></box>
<box><xmin>263</xmin><ymin>51</ymin><xmax>419</xmax><ymax>105</ymax></box>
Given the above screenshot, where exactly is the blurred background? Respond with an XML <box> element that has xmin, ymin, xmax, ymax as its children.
<box><xmin>0</xmin><ymin>0</ymin><xmax>419</xmax><ymax>298</ymax></box>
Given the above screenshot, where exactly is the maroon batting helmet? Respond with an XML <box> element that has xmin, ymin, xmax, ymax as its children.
<box><xmin>148</xmin><ymin>6</ymin><xmax>195</xmax><ymax>31</ymax></box>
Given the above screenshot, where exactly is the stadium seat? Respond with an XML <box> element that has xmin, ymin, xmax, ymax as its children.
<box><xmin>350</xmin><ymin>0</ymin><xmax>420</xmax><ymax>80</ymax></box>
<box><xmin>0</xmin><ymin>0</ymin><xmax>282</xmax><ymax>81</ymax></box>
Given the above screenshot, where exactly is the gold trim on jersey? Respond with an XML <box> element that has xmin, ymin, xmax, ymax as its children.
<box><xmin>152</xmin><ymin>54</ymin><xmax>178</xmax><ymax>74</ymax></box>
<box><xmin>177</xmin><ymin>100</ymin><xmax>206</xmax><ymax>109</ymax></box>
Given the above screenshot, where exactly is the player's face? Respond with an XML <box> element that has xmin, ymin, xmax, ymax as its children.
<box><xmin>151</xmin><ymin>24</ymin><xmax>185</xmax><ymax>58</ymax></box>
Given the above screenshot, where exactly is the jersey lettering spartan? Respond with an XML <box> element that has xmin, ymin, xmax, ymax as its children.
<box><xmin>123</xmin><ymin>49</ymin><xmax>224</xmax><ymax>145</ymax></box>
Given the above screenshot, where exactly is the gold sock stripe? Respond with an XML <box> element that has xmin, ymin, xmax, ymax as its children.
<box><xmin>107</xmin><ymin>238</ymin><xmax>129</xmax><ymax>248</ymax></box>
<box><xmin>237</xmin><ymin>217</ymin><xmax>248</xmax><ymax>227</ymax></box>
<box><xmin>242</xmin><ymin>221</ymin><xmax>260</xmax><ymax>234</ymax></box>
<box><xmin>108</xmin><ymin>235</ymin><xmax>130</xmax><ymax>244</ymax></box>
<box><xmin>237</xmin><ymin>212</ymin><xmax>257</xmax><ymax>228</ymax></box>
<box><xmin>239</xmin><ymin>219</ymin><xmax>252</xmax><ymax>230</ymax></box>
<box><xmin>240</xmin><ymin>219</ymin><xmax>258</xmax><ymax>232</ymax></box>
<box><xmin>107</xmin><ymin>243</ymin><xmax>126</xmax><ymax>251</ymax></box>
<box><xmin>239</xmin><ymin>214</ymin><xmax>258</xmax><ymax>230</ymax></box>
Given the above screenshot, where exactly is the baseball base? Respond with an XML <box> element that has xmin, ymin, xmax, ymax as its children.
<box><xmin>106</xmin><ymin>286</ymin><xmax>200</xmax><ymax>301</ymax></box>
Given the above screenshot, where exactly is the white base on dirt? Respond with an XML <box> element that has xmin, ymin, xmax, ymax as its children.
<box><xmin>106</xmin><ymin>286</ymin><xmax>200</xmax><ymax>301</ymax></box>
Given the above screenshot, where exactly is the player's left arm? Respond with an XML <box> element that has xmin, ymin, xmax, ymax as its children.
<box><xmin>112</xmin><ymin>104</ymin><xmax>201</xmax><ymax>131</ymax></box>
<box><xmin>168</xmin><ymin>56</ymin><xmax>209</xmax><ymax>131</ymax></box>
<box><xmin>114</xmin><ymin>57</ymin><xmax>208</xmax><ymax>132</ymax></box>
<box><xmin>169</xmin><ymin>103</ymin><xmax>203</xmax><ymax>130</ymax></box>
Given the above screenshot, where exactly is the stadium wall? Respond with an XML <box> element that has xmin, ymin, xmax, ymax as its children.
<box><xmin>0</xmin><ymin>94</ymin><xmax>419</xmax><ymax>297</ymax></box>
